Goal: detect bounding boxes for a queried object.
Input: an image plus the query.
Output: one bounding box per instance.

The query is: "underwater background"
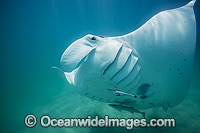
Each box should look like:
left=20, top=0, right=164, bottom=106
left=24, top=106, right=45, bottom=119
left=0, top=0, right=200, bottom=132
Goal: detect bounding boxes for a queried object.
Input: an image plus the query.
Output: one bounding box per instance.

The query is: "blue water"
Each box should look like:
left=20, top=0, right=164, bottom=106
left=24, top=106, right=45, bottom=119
left=0, top=0, right=200, bottom=132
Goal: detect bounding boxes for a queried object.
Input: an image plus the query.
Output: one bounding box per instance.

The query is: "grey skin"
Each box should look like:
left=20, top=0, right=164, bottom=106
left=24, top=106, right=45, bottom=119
left=109, top=104, right=145, bottom=118
left=107, top=89, right=137, bottom=98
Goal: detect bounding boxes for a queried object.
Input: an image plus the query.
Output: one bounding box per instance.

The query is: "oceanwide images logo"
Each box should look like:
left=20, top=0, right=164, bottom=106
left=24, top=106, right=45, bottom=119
left=24, top=114, right=37, bottom=128
left=24, top=114, right=175, bottom=129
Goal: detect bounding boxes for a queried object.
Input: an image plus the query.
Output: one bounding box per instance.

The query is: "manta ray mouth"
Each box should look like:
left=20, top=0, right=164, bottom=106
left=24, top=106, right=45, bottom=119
left=74, top=54, right=88, bottom=70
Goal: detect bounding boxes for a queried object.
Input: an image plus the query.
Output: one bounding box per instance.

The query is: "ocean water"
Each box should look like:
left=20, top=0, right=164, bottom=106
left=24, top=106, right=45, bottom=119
left=0, top=0, right=200, bottom=132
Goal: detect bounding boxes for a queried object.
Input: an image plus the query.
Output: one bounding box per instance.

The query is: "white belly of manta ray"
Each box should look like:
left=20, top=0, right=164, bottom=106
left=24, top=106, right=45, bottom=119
left=54, top=0, right=197, bottom=114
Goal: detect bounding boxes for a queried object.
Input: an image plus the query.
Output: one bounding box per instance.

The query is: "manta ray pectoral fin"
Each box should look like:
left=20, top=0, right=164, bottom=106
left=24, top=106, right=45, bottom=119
left=186, top=0, right=196, bottom=7
left=51, top=67, right=65, bottom=79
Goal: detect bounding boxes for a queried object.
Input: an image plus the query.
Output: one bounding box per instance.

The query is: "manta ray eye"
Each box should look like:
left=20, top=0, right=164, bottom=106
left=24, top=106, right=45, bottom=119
left=91, top=36, right=96, bottom=40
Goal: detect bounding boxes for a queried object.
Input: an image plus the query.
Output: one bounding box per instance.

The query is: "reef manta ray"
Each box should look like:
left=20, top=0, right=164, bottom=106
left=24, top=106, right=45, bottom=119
left=55, top=0, right=197, bottom=112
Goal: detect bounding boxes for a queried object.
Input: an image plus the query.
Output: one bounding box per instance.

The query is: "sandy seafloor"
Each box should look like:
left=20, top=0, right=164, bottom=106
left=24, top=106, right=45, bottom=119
left=14, top=78, right=198, bottom=133
left=0, top=0, right=200, bottom=132
left=21, top=76, right=200, bottom=133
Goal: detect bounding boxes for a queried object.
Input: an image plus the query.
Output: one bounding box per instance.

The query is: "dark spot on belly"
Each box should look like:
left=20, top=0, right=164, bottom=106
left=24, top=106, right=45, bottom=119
left=167, top=101, right=171, bottom=108
left=137, top=83, right=151, bottom=95
left=169, top=68, right=171, bottom=71
left=177, top=68, right=180, bottom=71
left=184, top=59, right=186, bottom=61
left=149, top=103, right=156, bottom=107
left=179, top=73, right=182, bottom=75
left=140, top=95, right=147, bottom=99
left=152, top=92, right=155, bottom=95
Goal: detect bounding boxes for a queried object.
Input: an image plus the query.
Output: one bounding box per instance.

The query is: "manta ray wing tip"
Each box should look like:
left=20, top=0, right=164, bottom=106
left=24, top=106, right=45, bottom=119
left=186, top=0, right=196, bottom=7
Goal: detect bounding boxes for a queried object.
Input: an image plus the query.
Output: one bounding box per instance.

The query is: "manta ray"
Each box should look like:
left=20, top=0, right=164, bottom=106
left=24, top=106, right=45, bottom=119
left=54, top=0, right=197, bottom=113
